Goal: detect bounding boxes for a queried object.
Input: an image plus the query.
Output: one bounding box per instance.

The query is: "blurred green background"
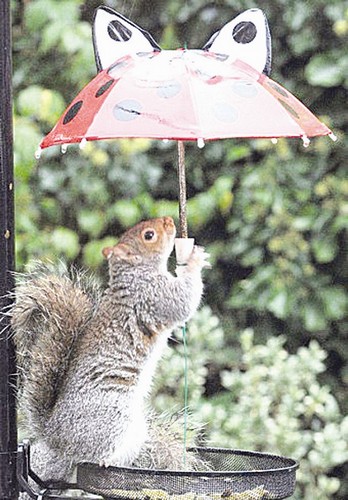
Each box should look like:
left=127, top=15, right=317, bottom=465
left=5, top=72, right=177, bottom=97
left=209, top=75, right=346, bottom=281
left=11, top=0, right=347, bottom=498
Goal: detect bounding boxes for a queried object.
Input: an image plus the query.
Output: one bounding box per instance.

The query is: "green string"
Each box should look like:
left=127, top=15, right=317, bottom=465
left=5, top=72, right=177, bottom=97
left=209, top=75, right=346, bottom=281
left=182, top=323, right=188, bottom=468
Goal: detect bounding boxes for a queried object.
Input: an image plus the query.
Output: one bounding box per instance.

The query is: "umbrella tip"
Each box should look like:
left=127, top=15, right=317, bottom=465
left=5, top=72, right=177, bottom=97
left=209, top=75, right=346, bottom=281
left=79, top=138, right=87, bottom=150
left=329, top=132, right=338, bottom=142
left=34, top=146, right=42, bottom=159
left=61, top=144, right=68, bottom=154
left=271, top=138, right=278, bottom=145
left=302, top=135, right=310, bottom=148
left=197, top=138, right=205, bottom=149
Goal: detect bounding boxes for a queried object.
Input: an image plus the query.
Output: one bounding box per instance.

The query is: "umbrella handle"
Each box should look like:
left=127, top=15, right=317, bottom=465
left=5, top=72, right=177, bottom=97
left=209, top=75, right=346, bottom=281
left=175, top=237, right=195, bottom=265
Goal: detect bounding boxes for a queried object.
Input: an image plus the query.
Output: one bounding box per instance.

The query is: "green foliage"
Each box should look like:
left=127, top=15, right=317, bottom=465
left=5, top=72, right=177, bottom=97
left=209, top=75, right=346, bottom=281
left=225, top=149, right=347, bottom=331
left=16, top=85, right=66, bottom=125
left=153, top=308, right=348, bottom=500
left=11, top=0, right=347, bottom=497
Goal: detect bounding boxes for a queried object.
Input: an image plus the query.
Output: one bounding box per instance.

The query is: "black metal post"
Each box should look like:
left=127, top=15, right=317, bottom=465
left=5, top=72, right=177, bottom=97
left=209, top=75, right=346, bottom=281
left=0, top=1, right=18, bottom=499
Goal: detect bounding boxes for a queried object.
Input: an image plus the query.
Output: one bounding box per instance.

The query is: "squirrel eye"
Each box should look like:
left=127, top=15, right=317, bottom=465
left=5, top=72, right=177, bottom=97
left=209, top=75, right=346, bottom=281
left=143, top=230, right=155, bottom=241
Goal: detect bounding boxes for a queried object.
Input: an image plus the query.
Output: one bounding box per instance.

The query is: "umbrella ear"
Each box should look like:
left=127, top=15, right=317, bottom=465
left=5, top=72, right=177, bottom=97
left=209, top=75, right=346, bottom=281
left=203, top=8, right=272, bottom=76
left=92, top=6, right=161, bottom=72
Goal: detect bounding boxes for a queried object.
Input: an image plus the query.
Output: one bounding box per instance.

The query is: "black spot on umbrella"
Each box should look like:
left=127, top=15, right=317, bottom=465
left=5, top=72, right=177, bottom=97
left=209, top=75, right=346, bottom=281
left=108, top=59, right=129, bottom=77
left=232, top=81, right=258, bottom=98
left=108, top=20, right=132, bottom=42
left=233, top=22, right=257, bottom=44
left=63, top=100, right=83, bottom=125
left=278, top=99, right=300, bottom=119
left=268, top=82, right=288, bottom=98
left=157, top=80, right=181, bottom=99
left=213, top=102, right=238, bottom=123
left=113, top=99, right=142, bottom=121
left=95, top=79, right=115, bottom=98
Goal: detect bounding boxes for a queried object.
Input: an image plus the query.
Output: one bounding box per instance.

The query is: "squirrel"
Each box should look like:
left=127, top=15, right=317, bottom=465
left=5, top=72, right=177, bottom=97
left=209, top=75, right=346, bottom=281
left=10, top=216, right=210, bottom=484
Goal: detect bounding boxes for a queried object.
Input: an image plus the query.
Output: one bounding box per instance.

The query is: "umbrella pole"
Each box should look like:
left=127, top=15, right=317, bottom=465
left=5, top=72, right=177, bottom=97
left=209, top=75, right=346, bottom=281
left=177, top=140, right=188, bottom=238
left=0, top=1, right=18, bottom=499
left=175, top=141, right=194, bottom=264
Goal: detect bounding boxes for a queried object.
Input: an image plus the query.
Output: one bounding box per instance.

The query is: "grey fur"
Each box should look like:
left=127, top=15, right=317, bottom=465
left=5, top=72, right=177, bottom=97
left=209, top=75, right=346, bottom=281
left=9, top=217, right=209, bottom=484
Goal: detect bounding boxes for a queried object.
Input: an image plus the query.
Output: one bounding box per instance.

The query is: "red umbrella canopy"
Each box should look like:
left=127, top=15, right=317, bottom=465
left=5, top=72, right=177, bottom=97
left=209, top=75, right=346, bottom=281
left=39, top=7, right=333, bottom=152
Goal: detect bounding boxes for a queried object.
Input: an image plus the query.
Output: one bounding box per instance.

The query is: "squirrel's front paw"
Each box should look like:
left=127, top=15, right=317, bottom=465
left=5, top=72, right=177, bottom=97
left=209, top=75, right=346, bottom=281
left=187, top=246, right=211, bottom=270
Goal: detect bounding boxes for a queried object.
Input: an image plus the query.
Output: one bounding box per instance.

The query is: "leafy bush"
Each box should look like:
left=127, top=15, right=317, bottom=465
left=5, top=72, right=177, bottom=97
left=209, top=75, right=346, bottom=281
left=153, top=307, right=348, bottom=500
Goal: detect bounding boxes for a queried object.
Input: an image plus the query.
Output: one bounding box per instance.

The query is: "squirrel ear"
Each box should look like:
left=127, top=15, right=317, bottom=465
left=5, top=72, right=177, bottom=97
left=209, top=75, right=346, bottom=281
left=102, top=246, right=114, bottom=259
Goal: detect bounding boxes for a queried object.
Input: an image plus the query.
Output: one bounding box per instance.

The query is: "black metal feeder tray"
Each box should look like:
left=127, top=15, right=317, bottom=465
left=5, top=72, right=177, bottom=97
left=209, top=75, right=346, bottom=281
left=76, top=447, right=298, bottom=499
left=17, top=443, right=298, bottom=499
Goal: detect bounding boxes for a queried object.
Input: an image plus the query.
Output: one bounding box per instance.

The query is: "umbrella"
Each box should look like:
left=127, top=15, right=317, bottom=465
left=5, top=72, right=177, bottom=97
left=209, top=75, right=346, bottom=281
left=37, top=6, right=335, bottom=243
left=39, top=51, right=332, bottom=145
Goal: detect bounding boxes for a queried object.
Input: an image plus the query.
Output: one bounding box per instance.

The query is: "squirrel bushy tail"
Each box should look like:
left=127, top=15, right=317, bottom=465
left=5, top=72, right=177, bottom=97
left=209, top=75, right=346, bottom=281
left=10, top=262, right=101, bottom=433
left=133, top=411, right=209, bottom=471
